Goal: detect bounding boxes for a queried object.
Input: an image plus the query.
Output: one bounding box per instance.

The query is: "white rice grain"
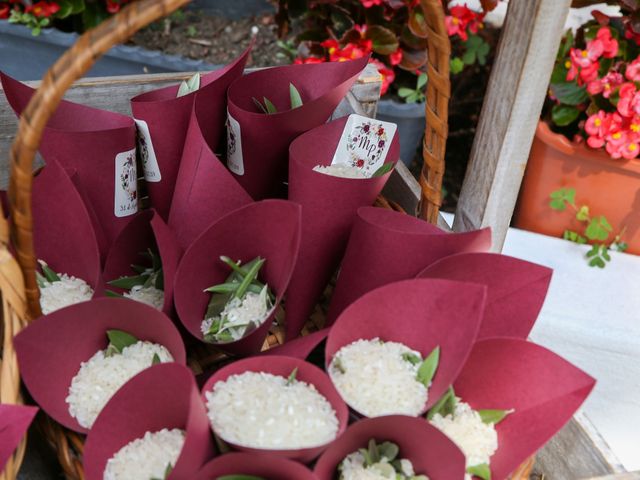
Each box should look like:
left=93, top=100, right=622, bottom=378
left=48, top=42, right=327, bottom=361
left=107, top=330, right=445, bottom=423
left=329, top=339, right=428, bottom=417
left=429, top=400, right=498, bottom=475
left=123, top=285, right=164, bottom=311
left=205, top=371, right=339, bottom=449
left=39, top=274, right=94, bottom=315
left=313, top=164, right=369, bottom=179
left=103, top=428, right=184, bottom=480
left=339, top=450, right=427, bottom=480
left=66, top=342, right=173, bottom=429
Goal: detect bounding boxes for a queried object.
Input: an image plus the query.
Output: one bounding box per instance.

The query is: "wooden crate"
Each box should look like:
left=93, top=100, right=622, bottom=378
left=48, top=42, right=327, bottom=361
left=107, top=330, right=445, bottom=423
left=0, top=67, right=630, bottom=480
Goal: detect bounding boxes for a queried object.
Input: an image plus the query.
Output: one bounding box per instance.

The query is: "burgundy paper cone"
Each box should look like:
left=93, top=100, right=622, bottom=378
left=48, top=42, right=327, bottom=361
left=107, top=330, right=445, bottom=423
left=174, top=200, right=301, bottom=355
left=417, top=252, right=553, bottom=340
left=326, top=207, right=492, bottom=323
left=168, top=86, right=252, bottom=251
left=0, top=405, right=38, bottom=472
left=326, top=278, right=486, bottom=415
left=1, top=72, right=137, bottom=244
left=131, top=46, right=252, bottom=219
left=261, top=327, right=330, bottom=360
left=226, top=56, right=369, bottom=199
left=14, top=297, right=186, bottom=433
left=201, top=355, right=348, bottom=462
left=284, top=116, right=399, bottom=340
left=32, top=163, right=102, bottom=294
left=453, top=338, right=595, bottom=480
left=103, top=209, right=181, bottom=315
left=84, top=363, right=213, bottom=480
left=193, top=452, right=316, bottom=480
left=314, top=416, right=466, bottom=480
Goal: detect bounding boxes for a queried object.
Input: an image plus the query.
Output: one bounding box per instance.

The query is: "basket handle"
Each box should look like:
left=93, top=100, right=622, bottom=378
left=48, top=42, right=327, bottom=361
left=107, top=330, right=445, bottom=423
left=419, top=0, right=451, bottom=224
left=8, top=0, right=191, bottom=319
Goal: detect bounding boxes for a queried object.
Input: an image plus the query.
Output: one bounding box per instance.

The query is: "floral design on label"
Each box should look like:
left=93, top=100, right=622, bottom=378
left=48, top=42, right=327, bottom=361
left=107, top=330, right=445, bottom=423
left=227, top=111, right=244, bottom=176
left=114, top=148, right=139, bottom=218
left=134, top=119, right=161, bottom=182
left=331, top=114, right=397, bottom=175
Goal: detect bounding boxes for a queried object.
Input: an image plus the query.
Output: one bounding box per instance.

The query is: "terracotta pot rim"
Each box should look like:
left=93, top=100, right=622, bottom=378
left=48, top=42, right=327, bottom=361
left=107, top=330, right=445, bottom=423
left=536, top=121, right=640, bottom=174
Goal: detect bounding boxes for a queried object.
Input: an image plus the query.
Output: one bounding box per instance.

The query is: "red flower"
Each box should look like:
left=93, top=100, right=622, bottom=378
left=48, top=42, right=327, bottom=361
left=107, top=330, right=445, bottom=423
left=596, top=27, right=618, bottom=59
left=587, top=71, right=623, bottom=98
left=389, top=48, right=403, bottom=66
left=360, top=0, right=382, bottom=7
left=294, top=56, right=325, bottom=64
left=445, top=5, right=484, bottom=41
left=617, top=82, right=640, bottom=117
left=625, top=57, right=640, bottom=82
left=25, top=1, right=60, bottom=18
left=0, top=4, right=9, bottom=19
left=585, top=110, right=620, bottom=149
left=369, top=59, right=395, bottom=96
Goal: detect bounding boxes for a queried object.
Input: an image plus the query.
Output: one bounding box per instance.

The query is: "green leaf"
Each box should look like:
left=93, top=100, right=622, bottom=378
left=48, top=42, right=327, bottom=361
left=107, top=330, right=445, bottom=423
left=427, top=386, right=456, bottom=420
left=289, top=83, right=303, bottom=109
left=417, top=72, right=428, bottom=90
left=467, top=463, right=492, bottom=480
left=478, top=409, right=511, bottom=425
left=105, top=330, right=138, bottom=357
left=585, top=217, right=611, bottom=241
left=152, top=353, right=161, bottom=365
left=105, top=289, right=124, bottom=298
left=108, top=275, right=147, bottom=289
left=417, top=346, right=440, bottom=387
left=614, top=241, right=628, bottom=252
left=402, top=352, right=422, bottom=365
left=406, top=93, right=420, bottom=103
left=235, top=257, right=265, bottom=299
left=450, top=57, right=465, bottom=74
left=551, top=104, right=580, bottom=127
left=39, top=261, right=60, bottom=283
left=558, top=30, right=574, bottom=59
left=462, top=48, right=476, bottom=65
left=286, top=367, right=298, bottom=386
left=550, top=82, right=589, bottom=106
left=586, top=244, right=599, bottom=258
left=252, top=97, right=268, bottom=114
left=177, top=73, right=200, bottom=98
left=372, top=163, right=394, bottom=177
left=397, top=87, right=415, bottom=98
left=263, top=97, right=278, bottom=114
left=377, top=441, right=399, bottom=462
left=367, top=439, right=380, bottom=464
left=563, top=230, right=587, bottom=244
left=576, top=205, right=590, bottom=222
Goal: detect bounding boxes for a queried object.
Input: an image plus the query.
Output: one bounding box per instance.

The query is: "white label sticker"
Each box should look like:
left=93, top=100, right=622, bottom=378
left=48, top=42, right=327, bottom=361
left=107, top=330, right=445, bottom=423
left=114, top=148, right=139, bottom=218
left=134, top=119, right=161, bottom=182
left=331, top=114, right=397, bottom=175
left=226, top=111, right=244, bottom=176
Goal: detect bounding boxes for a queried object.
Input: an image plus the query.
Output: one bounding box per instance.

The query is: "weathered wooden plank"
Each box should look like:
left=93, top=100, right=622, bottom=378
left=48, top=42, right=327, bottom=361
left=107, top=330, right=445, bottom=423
left=0, top=67, right=380, bottom=189
left=452, top=0, right=572, bottom=251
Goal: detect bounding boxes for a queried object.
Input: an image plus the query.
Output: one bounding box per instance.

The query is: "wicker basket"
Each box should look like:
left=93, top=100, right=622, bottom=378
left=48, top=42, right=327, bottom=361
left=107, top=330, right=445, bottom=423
left=0, top=0, right=533, bottom=478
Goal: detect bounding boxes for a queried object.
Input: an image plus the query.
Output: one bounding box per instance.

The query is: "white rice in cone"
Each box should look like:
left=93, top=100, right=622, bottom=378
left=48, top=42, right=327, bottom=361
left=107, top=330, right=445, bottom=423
left=66, top=342, right=173, bottom=429
left=339, top=446, right=428, bottom=480
left=313, top=164, right=369, bottom=179
left=39, top=274, right=94, bottom=315
left=429, top=400, right=498, bottom=477
left=123, top=285, right=164, bottom=311
left=328, top=339, right=428, bottom=417
left=103, top=428, right=185, bottom=480
left=205, top=371, right=339, bottom=449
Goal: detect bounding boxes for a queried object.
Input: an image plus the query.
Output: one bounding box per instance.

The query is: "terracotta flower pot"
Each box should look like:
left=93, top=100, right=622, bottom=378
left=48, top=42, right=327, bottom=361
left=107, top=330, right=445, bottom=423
left=514, top=121, right=640, bottom=254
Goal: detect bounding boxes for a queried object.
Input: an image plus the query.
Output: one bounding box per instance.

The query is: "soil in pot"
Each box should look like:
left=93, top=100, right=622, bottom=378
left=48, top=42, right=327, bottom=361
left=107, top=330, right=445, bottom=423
left=514, top=122, right=640, bottom=255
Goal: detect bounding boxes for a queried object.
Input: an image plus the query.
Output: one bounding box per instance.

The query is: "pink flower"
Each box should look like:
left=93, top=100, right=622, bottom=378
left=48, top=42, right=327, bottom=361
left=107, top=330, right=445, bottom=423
left=585, top=111, right=619, bottom=148
left=587, top=71, right=623, bottom=97
left=389, top=49, right=403, bottom=66
left=596, top=27, right=619, bottom=58
left=580, top=61, right=600, bottom=83
left=626, top=57, right=640, bottom=82
left=570, top=44, right=602, bottom=69
left=617, top=82, right=640, bottom=117
left=369, top=59, right=395, bottom=95
left=445, top=5, right=484, bottom=41
left=360, top=0, right=382, bottom=7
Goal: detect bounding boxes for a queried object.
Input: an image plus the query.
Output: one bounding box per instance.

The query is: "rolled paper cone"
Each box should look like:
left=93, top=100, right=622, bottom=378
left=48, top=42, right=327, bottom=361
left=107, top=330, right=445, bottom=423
left=193, top=452, right=317, bottom=480
left=32, top=162, right=102, bottom=296
left=261, top=327, right=331, bottom=360
left=0, top=405, right=38, bottom=473
left=168, top=84, right=252, bottom=251
left=173, top=200, right=301, bottom=356
left=452, top=338, right=596, bottom=480
left=314, top=415, right=467, bottom=480
left=284, top=116, right=399, bottom=340
left=325, top=278, right=486, bottom=415
left=131, top=45, right=252, bottom=219
left=13, top=297, right=186, bottom=433
left=84, top=363, right=214, bottom=480
left=226, top=56, right=369, bottom=199
left=200, top=355, right=348, bottom=463
left=1, top=71, right=138, bottom=245
left=417, top=252, right=553, bottom=339
left=103, top=209, right=181, bottom=316
left=326, top=206, right=492, bottom=324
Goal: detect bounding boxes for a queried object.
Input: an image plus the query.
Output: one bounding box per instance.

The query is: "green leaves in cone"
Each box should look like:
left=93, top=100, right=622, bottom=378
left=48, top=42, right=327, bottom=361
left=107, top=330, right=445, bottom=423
left=177, top=73, right=200, bottom=98
left=372, top=163, right=394, bottom=177
left=36, top=260, right=61, bottom=288
left=152, top=353, right=161, bottom=366
left=105, top=329, right=138, bottom=357
left=478, top=409, right=512, bottom=425
left=401, top=352, right=421, bottom=365
left=108, top=248, right=163, bottom=292
left=286, top=367, right=298, bottom=385
left=426, top=386, right=457, bottom=420
left=252, top=83, right=303, bottom=114
left=289, top=83, right=303, bottom=109
left=417, top=346, right=439, bottom=387
left=351, top=439, right=427, bottom=480
left=467, top=463, right=491, bottom=480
